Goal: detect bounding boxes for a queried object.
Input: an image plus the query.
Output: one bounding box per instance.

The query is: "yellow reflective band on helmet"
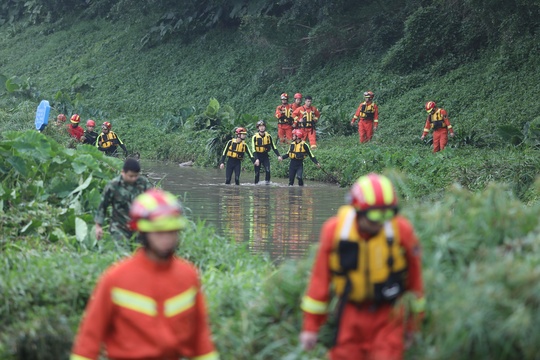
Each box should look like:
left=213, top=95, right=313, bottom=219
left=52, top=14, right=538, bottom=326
left=138, top=192, right=159, bottom=211
left=357, top=177, right=376, bottom=206
left=137, top=216, right=188, bottom=232
left=301, top=296, right=328, bottom=315
left=164, top=287, right=197, bottom=317
left=111, top=288, right=157, bottom=316
left=193, top=351, right=220, bottom=360
left=379, top=175, right=395, bottom=206
left=411, top=296, right=426, bottom=313
left=70, top=355, right=92, bottom=360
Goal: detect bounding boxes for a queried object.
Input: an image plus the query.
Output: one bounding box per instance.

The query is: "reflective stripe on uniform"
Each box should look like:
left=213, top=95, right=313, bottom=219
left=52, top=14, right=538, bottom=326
left=301, top=295, right=328, bottom=314
left=164, top=287, right=197, bottom=317
left=70, top=354, right=93, bottom=360
left=193, top=351, right=220, bottom=360
left=111, top=287, right=157, bottom=316
left=411, top=296, right=426, bottom=313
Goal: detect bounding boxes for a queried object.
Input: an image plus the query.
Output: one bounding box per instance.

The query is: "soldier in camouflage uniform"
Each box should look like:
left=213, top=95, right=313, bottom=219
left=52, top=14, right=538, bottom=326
left=95, top=158, right=152, bottom=243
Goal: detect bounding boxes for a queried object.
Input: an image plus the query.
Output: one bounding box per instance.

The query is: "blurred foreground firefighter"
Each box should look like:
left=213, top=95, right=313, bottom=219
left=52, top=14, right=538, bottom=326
left=300, top=173, right=425, bottom=360
left=71, top=188, right=219, bottom=360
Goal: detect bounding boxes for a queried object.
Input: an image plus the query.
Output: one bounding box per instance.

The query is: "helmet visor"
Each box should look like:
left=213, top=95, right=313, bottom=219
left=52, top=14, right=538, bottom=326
left=136, top=216, right=188, bottom=232
left=363, top=208, right=396, bottom=223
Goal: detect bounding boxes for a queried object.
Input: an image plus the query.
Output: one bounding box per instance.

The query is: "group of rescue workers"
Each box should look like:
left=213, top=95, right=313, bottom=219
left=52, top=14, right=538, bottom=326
left=351, top=92, right=454, bottom=151
left=218, top=91, right=454, bottom=186
left=219, top=118, right=320, bottom=186
left=54, top=112, right=128, bottom=157
left=71, top=159, right=423, bottom=360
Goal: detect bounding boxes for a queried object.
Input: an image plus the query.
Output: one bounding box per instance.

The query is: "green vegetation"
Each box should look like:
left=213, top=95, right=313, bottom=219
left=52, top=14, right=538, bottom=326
left=1, top=0, right=540, bottom=359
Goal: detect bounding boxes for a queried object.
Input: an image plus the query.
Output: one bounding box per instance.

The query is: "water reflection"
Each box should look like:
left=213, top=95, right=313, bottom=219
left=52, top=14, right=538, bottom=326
left=143, top=162, right=347, bottom=260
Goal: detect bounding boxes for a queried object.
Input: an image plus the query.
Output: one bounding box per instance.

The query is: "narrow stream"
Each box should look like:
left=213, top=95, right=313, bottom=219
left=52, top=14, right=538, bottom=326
left=142, top=161, right=348, bottom=261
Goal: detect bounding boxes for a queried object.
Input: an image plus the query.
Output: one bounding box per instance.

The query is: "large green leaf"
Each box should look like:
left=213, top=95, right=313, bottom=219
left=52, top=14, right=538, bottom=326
left=5, top=77, right=20, bottom=93
left=205, top=98, right=220, bottom=117
left=75, top=217, right=88, bottom=244
left=68, top=175, right=93, bottom=197
left=6, top=155, right=29, bottom=177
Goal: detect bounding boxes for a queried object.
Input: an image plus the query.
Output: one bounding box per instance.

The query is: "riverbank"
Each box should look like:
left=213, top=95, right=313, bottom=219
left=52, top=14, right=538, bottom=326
left=1, top=9, right=540, bottom=200
left=2, top=131, right=540, bottom=359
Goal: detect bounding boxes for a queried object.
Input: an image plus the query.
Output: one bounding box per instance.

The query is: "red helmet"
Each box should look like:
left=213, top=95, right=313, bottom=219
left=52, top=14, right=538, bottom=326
left=349, top=173, right=398, bottom=222
left=57, top=114, right=67, bottom=122
left=425, top=101, right=436, bottom=113
left=102, top=121, right=112, bottom=130
left=86, top=119, right=95, bottom=127
left=129, top=189, right=187, bottom=232
left=280, top=93, right=288, bottom=100
left=294, top=93, right=302, bottom=99
left=70, top=114, right=81, bottom=124
left=364, top=91, right=374, bottom=99
left=235, top=127, right=247, bottom=135
left=292, top=129, right=303, bottom=138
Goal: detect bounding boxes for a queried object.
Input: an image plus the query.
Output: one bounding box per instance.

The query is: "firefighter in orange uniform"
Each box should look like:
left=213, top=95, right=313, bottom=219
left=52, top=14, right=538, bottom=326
left=300, top=173, right=425, bottom=360
left=292, top=95, right=320, bottom=149
left=67, top=114, right=84, bottom=142
left=351, top=91, right=379, bottom=143
left=421, top=101, right=454, bottom=153
left=275, top=93, right=294, bottom=144
left=70, top=188, right=219, bottom=360
left=292, top=93, right=303, bottom=111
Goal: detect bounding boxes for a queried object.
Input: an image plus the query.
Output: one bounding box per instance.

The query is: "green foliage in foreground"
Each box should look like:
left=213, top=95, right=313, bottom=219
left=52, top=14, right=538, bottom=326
left=3, top=180, right=540, bottom=359
left=1, top=133, right=540, bottom=359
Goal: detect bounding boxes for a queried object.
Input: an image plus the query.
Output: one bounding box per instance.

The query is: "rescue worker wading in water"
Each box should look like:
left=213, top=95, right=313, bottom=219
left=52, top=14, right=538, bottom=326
left=70, top=189, right=220, bottom=360
left=96, top=121, right=128, bottom=157
left=351, top=91, right=379, bottom=143
left=300, top=173, right=425, bottom=360
left=252, top=120, right=282, bottom=184
left=282, top=129, right=320, bottom=186
left=421, top=101, right=455, bottom=153
left=219, top=127, right=254, bottom=185
left=292, top=95, right=320, bottom=149
left=275, top=93, right=294, bottom=144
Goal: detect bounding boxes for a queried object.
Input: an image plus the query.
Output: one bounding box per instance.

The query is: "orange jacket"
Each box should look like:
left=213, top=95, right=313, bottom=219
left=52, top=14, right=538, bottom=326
left=351, top=101, right=379, bottom=125
left=292, top=105, right=320, bottom=128
left=301, top=215, right=424, bottom=333
left=67, top=123, right=84, bottom=141
left=70, top=249, right=219, bottom=360
left=422, top=108, right=454, bottom=136
left=275, top=103, right=294, bottom=125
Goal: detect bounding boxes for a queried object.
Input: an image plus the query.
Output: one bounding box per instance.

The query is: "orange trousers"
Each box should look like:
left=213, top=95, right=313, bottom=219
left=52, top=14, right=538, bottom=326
left=432, top=128, right=449, bottom=153
left=359, top=120, right=374, bottom=143
left=278, top=124, right=292, bottom=143
left=329, top=303, right=404, bottom=360
left=301, top=128, right=317, bottom=148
